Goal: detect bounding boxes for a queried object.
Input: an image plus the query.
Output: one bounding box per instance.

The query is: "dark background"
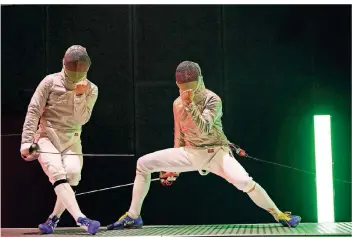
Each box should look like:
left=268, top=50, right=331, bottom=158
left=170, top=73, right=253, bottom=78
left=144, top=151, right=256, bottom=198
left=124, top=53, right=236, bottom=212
left=1, top=5, right=351, bottom=228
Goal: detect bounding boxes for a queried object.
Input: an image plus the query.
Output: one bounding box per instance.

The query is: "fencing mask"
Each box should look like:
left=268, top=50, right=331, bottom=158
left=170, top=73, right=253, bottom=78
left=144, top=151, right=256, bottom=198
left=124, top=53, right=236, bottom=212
left=63, top=45, right=91, bottom=83
left=175, top=61, right=202, bottom=92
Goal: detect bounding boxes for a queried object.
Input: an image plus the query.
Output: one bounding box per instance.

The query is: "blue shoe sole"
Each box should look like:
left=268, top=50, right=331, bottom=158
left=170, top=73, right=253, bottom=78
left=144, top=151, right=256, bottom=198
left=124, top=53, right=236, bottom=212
left=87, top=221, right=101, bottom=235
left=38, top=224, right=53, bottom=235
left=280, top=216, right=301, bottom=228
left=290, top=216, right=302, bottom=228
left=107, top=224, right=143, bottom=230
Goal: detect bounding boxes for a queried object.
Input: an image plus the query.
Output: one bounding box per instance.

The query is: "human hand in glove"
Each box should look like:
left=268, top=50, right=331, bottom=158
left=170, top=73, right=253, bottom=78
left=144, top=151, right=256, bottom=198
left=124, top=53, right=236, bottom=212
left=229, top=143, right=247, bottom=157
left=181, top=89, right=194, bottom=106
left=20, top=148, right=30, bottom=159
left=74, top=80, right=88, bottom=95
left=160, top=171, right=180, bottom=186
left=21, top=143, right=40, bottom=161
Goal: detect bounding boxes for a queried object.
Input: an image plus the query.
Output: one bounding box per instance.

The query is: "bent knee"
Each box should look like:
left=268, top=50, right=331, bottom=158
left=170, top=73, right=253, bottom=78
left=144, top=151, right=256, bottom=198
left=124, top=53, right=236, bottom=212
left=49, top=167, right=81, bottom=185
left=65, top=162, right=81, bottom=185
left=65, top=164, right=81, bottom=175
left=66, top=172, right=81, bottom=186
left=136, top=155, right=156, bottom=174
left=241, top=179, right=257, bottom=193
left=51, top=174, right=67, bottom=184
left=226, top=174, right=255, bottom=192
left=46, top=166, right=66, bottom=184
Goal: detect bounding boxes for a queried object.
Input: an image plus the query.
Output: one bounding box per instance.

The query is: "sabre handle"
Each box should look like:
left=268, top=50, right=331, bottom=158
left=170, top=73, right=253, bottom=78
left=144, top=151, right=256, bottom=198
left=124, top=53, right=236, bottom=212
left=160, top=171, right=179, bottom=186
left=229, top=143, right=247, bottom=157
left=23, top=143, right=40, bottom=161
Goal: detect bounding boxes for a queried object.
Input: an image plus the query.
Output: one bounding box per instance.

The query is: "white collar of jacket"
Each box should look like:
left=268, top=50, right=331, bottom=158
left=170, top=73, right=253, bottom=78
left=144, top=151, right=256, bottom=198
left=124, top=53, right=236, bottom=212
left=60, top=68, right=87, bottom=91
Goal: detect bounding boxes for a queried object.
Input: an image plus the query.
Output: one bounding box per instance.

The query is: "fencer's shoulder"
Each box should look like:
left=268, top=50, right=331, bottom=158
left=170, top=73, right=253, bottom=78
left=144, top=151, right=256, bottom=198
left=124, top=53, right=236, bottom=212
left=205, top=89, right=222, bottom=102
left=173, top=97, right=184, bottom=112
left=173, top=96, right=182, bottom=108
left=43, top=73, right=58, bottom=80
left=39, top=73, right=59, bottom=87
left=45, top=72, right=63, bottom=82
left=86, top=79, right=98, bottom=91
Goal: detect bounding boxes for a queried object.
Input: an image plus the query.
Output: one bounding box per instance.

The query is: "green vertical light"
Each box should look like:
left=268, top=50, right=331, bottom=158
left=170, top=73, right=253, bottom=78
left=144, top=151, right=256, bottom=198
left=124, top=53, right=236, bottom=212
left=313, top=115, right=334, bottom=222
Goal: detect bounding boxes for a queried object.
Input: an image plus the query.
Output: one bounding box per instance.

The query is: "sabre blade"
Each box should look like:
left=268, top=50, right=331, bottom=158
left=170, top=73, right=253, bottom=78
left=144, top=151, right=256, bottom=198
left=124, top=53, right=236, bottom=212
left=75, top=178, right=160, bottom=196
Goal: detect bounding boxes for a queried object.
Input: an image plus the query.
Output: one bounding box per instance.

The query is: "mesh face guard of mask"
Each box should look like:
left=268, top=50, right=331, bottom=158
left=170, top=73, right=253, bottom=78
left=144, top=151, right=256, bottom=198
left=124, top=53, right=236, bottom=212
left=63, top=45, right=91, bottom=83
left=175, top=61, right=202, bottom=92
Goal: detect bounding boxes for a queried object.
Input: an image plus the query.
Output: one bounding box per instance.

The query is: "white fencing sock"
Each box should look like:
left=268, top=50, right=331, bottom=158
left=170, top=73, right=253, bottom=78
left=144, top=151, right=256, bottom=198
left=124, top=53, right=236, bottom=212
left=128, top=172, right=151, bottom=218
left=54, top=182, right=85, bottom=221
left=247, top=182, right=281, bottom=219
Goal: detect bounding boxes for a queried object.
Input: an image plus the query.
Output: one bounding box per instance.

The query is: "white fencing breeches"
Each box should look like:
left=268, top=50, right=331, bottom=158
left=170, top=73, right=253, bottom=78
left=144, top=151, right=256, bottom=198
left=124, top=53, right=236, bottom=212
left=37, top=137, right=83, bottom=185
left=137, top=146, right=252, bottom=190
left=129, top=146, right=253, bottom=216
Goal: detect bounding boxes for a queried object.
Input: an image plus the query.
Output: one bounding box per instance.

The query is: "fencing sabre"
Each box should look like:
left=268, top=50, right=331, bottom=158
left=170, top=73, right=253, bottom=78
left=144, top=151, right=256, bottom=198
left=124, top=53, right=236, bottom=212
left=20, top=142, right=351, bottom=196
left=229, top=143, right=351, bottom=184
left=21, top=143, right=134, bottom=161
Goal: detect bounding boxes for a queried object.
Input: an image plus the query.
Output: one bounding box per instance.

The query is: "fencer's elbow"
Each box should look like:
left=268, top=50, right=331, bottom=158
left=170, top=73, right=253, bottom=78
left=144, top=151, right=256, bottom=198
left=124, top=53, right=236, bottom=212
left=79, top=120, right=89, bottom=126
left=73, top=107, right=92, bottom=125
left=27, top=105, right=41, bottom=118
left=174, top=137, right=182, bottom=148
left=73, top=115, right=89, bottom=125
left=174, top=143, right=184, bottom=148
